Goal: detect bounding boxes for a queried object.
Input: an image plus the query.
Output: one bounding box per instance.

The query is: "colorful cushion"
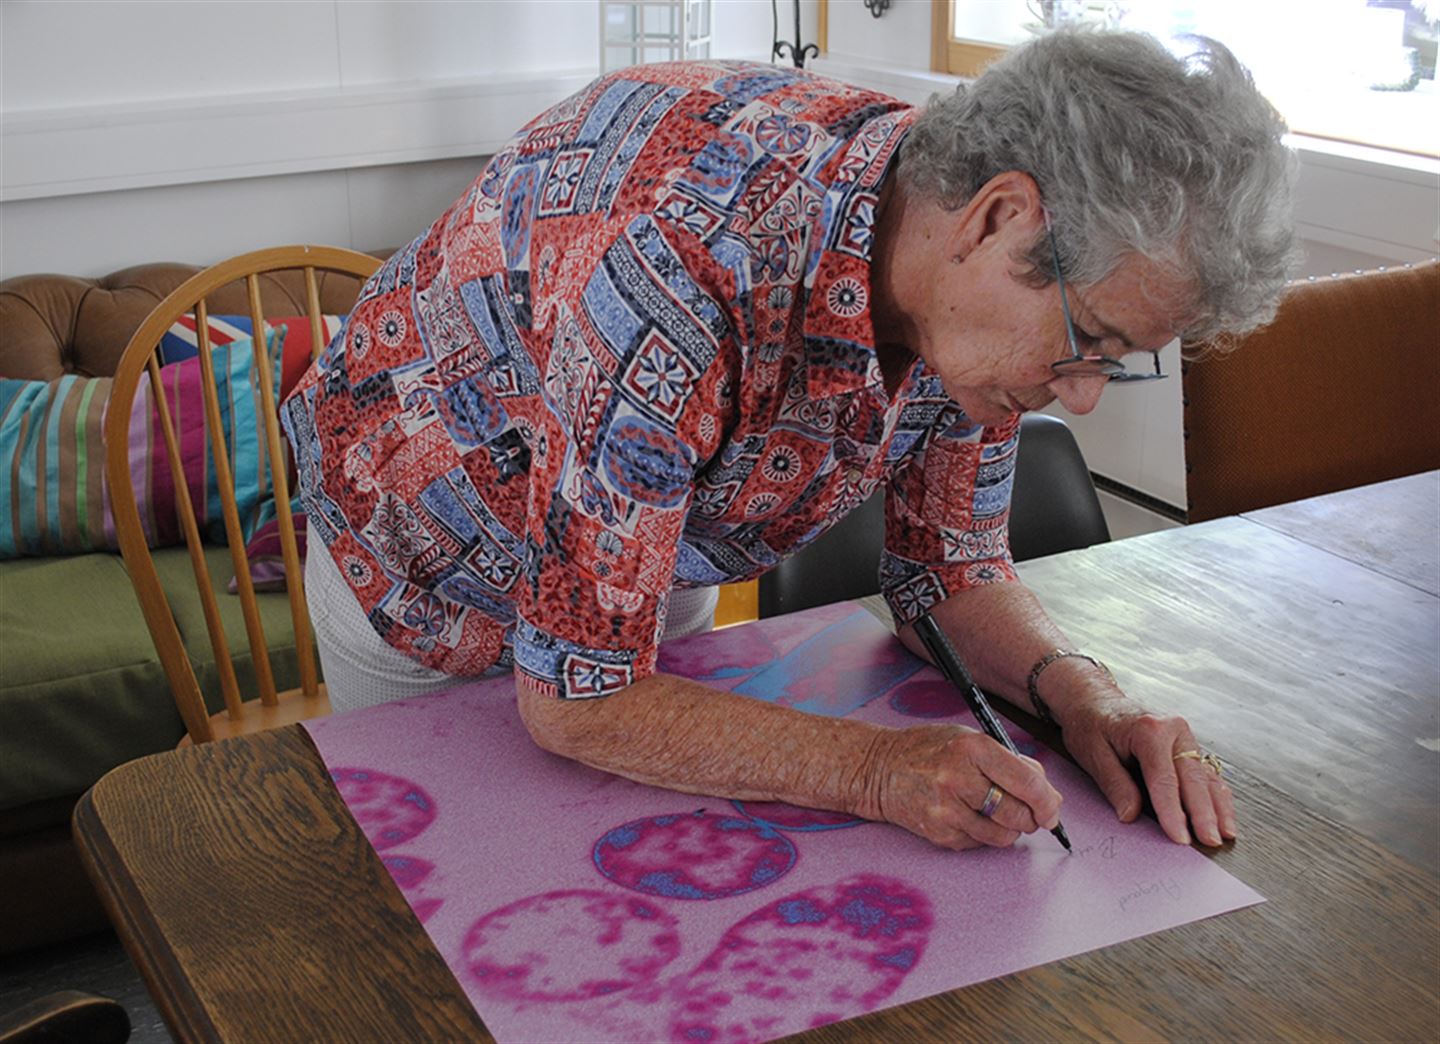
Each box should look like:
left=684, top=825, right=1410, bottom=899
left=227, top=502, right=307, bottom=594
left=0, top=330, right=284, bottom=559
left=0, top=376, right=110, bottom=555
left=157, top=315, right=338, bottom=587
left=161, top=314, right=343, bottom=400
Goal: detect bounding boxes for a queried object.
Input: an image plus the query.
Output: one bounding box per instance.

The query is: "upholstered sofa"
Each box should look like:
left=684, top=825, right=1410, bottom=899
left=0, top=261, right=371, bottom=954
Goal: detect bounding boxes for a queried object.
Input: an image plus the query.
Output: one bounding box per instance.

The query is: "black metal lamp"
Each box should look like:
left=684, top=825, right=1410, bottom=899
left=771, top=0, right=818, bottom=68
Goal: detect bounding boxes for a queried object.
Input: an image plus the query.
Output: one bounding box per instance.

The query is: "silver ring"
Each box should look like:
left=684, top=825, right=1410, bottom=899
left=979, top=784, right=1004, bottom=819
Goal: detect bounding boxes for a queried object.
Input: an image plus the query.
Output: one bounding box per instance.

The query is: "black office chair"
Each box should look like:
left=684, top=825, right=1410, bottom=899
left=1008, top=413, right=1112, bottom=560
left=0, top=992, right=129, bottom=1044
left=757, top=413, right=1110, bottom=617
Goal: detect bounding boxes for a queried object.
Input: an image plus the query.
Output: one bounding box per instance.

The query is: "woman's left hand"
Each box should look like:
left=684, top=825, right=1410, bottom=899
left=1057, top=694, right=1237, bottom=847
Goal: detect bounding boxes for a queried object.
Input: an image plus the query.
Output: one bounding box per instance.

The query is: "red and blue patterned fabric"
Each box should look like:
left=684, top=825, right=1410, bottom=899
left=283, top=61, right=1019, bottom=699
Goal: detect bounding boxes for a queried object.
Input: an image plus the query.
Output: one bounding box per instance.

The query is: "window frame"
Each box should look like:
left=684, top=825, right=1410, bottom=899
left=930, top=0, right=1006, bottom=77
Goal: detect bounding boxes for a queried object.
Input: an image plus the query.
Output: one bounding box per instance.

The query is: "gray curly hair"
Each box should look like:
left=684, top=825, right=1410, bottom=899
left=901, top=27, right=1299, bottom=342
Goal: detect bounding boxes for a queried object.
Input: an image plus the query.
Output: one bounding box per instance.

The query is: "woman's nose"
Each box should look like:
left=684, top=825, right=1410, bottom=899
left=1047, top=374, right=1107, bottom=415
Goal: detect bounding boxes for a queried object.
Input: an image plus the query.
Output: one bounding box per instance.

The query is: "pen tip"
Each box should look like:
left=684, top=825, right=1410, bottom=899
left=1054, top=823, right=1072, bottom=851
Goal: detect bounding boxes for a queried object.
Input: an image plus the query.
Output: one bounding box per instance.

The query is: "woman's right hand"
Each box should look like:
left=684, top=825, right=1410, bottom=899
left=870, top=724, right=1063, bottom=850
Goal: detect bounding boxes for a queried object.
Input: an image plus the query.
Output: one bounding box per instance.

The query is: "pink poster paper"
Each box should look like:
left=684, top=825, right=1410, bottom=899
left=304, top=603, right=1263, bottom=1043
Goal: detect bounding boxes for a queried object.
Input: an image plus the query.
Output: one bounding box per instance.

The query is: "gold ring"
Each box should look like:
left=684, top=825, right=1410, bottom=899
left=979, top=784, right=1004, bottom=818
left=1175, top=749, right=1224, bottom=777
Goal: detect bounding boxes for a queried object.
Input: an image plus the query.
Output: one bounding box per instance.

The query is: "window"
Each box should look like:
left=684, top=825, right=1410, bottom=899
left=930, top=0, right=1006, bottom=77
left=600, top=0, right=712, bottom=72
left=932, top=0, right=1439, bottom=157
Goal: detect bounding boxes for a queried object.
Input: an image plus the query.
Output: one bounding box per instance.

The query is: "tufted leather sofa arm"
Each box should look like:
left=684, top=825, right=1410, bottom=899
left=0, top=259, right=378, bottom=382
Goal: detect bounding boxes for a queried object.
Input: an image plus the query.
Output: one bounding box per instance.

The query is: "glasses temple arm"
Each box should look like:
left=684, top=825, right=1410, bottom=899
left=1043, top=214, right=1082, bottom=358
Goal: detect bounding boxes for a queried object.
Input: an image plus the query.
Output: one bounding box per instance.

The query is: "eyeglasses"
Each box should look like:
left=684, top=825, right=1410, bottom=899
left=1045, top=214, right=1166, bottom=383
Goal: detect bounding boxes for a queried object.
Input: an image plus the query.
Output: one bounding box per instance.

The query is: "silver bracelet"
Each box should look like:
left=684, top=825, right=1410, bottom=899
left=1026, top=649, right=1113, bottom=725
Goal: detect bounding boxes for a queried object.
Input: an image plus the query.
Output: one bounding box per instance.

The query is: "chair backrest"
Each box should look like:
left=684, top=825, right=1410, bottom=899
left=104, top=246, right=380, bottom=743
left=1008, top=412, right=1111, bottom=561
left=757, top=413, right=1109, bottom=617
left=1183, top=260, right=1440, bottom=523
left=757, top=483, right=885, bottom=619
left=0, top=991, right=129, bottom=1044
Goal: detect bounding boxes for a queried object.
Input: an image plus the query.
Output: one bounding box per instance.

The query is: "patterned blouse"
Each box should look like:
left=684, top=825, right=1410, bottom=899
left=283, top=61, right=1019, bottom=700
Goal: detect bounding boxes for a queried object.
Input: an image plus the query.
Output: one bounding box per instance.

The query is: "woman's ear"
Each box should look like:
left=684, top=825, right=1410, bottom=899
left=949, top=171, right=1045, bottom=262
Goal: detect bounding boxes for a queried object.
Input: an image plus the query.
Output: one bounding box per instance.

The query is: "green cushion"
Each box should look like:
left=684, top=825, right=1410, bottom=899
left=0, top=547, right=312, bottom=811
left=151, top=545, right=309, bottom=716
left=0, top=553, right=175, bottom=809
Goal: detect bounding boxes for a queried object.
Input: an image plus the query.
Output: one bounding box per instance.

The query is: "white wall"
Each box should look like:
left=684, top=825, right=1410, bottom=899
left=826, top=0, right=931, bottom=70
left=0, top=0, right=782, bottom=277
left=1, top=1, right=600, bottom=110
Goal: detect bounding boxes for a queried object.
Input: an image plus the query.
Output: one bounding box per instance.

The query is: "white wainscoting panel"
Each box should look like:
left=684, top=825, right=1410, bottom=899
left=345, top=157, right=493, bottom=255
left=0, top=170, right=353, bottom=280
left=1295, top=142, right=1440, bottom=263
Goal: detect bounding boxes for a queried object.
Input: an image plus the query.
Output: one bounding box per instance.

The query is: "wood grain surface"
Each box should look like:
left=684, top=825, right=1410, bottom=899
left=1018, top=514, right=1440, bottom=874
left=1242, top=471, right=1440, bottom=597
left=74, top=732, right=1439, bottom=1043
left=73, top=727, right=489, bottom=1043
left=72, top=478, right=1440, bottom=1043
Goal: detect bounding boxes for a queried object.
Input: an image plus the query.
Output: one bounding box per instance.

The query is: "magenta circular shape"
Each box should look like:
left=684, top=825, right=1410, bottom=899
left=380, top=854, right=434, bottom=890
left=329, top=767, right=436, bottom=850
left=462, top=889, right=681, bottom=1002
left=670, top=874, right=934, bottom=1042
left=593, top=811, right=796, bottom=900
left=887, top=677, right=966, bottom=719
left=411, top=897, right=443, bottom=924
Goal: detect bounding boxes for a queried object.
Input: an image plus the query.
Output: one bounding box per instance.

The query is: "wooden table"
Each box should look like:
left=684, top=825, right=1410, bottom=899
left=1018, top=469, right=1440, bottom=874
left=74, top=474, right=1440, bottom=1042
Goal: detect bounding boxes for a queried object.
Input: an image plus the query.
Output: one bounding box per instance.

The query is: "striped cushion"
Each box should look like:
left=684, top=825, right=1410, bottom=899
left=0, top=376, right=111, bottom=555
left=0, top=330, right=283, bottom=559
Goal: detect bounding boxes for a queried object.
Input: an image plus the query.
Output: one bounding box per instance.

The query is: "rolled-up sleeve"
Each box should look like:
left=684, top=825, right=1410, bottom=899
left=879, top=412, right=1021, bottom=626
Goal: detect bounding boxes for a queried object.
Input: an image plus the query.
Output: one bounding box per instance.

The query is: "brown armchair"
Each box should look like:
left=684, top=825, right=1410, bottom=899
left=1182, top=260, right=1440, bottom=523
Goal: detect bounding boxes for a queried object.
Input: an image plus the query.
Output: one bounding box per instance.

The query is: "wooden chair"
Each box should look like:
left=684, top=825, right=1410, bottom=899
left=104, top=246, right=380, bottom=744
left=1183, top=260, right=1440, bottom=522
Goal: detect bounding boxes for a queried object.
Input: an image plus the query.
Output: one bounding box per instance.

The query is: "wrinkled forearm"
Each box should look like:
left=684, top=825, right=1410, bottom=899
left=517, top=671, right=899, bottom=819
left=896, top=580, right=1123, bottom=726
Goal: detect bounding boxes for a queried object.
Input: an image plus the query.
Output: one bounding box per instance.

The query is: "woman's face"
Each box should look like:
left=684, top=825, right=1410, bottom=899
left=873, top=176, right=1192, bottom=426
left=912, top=247, right=1189, bottom=425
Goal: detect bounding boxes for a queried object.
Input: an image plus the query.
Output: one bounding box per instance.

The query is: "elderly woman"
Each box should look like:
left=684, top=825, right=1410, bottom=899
left=283, top=28, right=1295, bottom=854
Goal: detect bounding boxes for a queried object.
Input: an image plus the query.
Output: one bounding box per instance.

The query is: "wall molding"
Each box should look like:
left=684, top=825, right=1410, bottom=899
left=6, top=53, right=1436, bottom=264
left=0, top=70, right=597, bottom=202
